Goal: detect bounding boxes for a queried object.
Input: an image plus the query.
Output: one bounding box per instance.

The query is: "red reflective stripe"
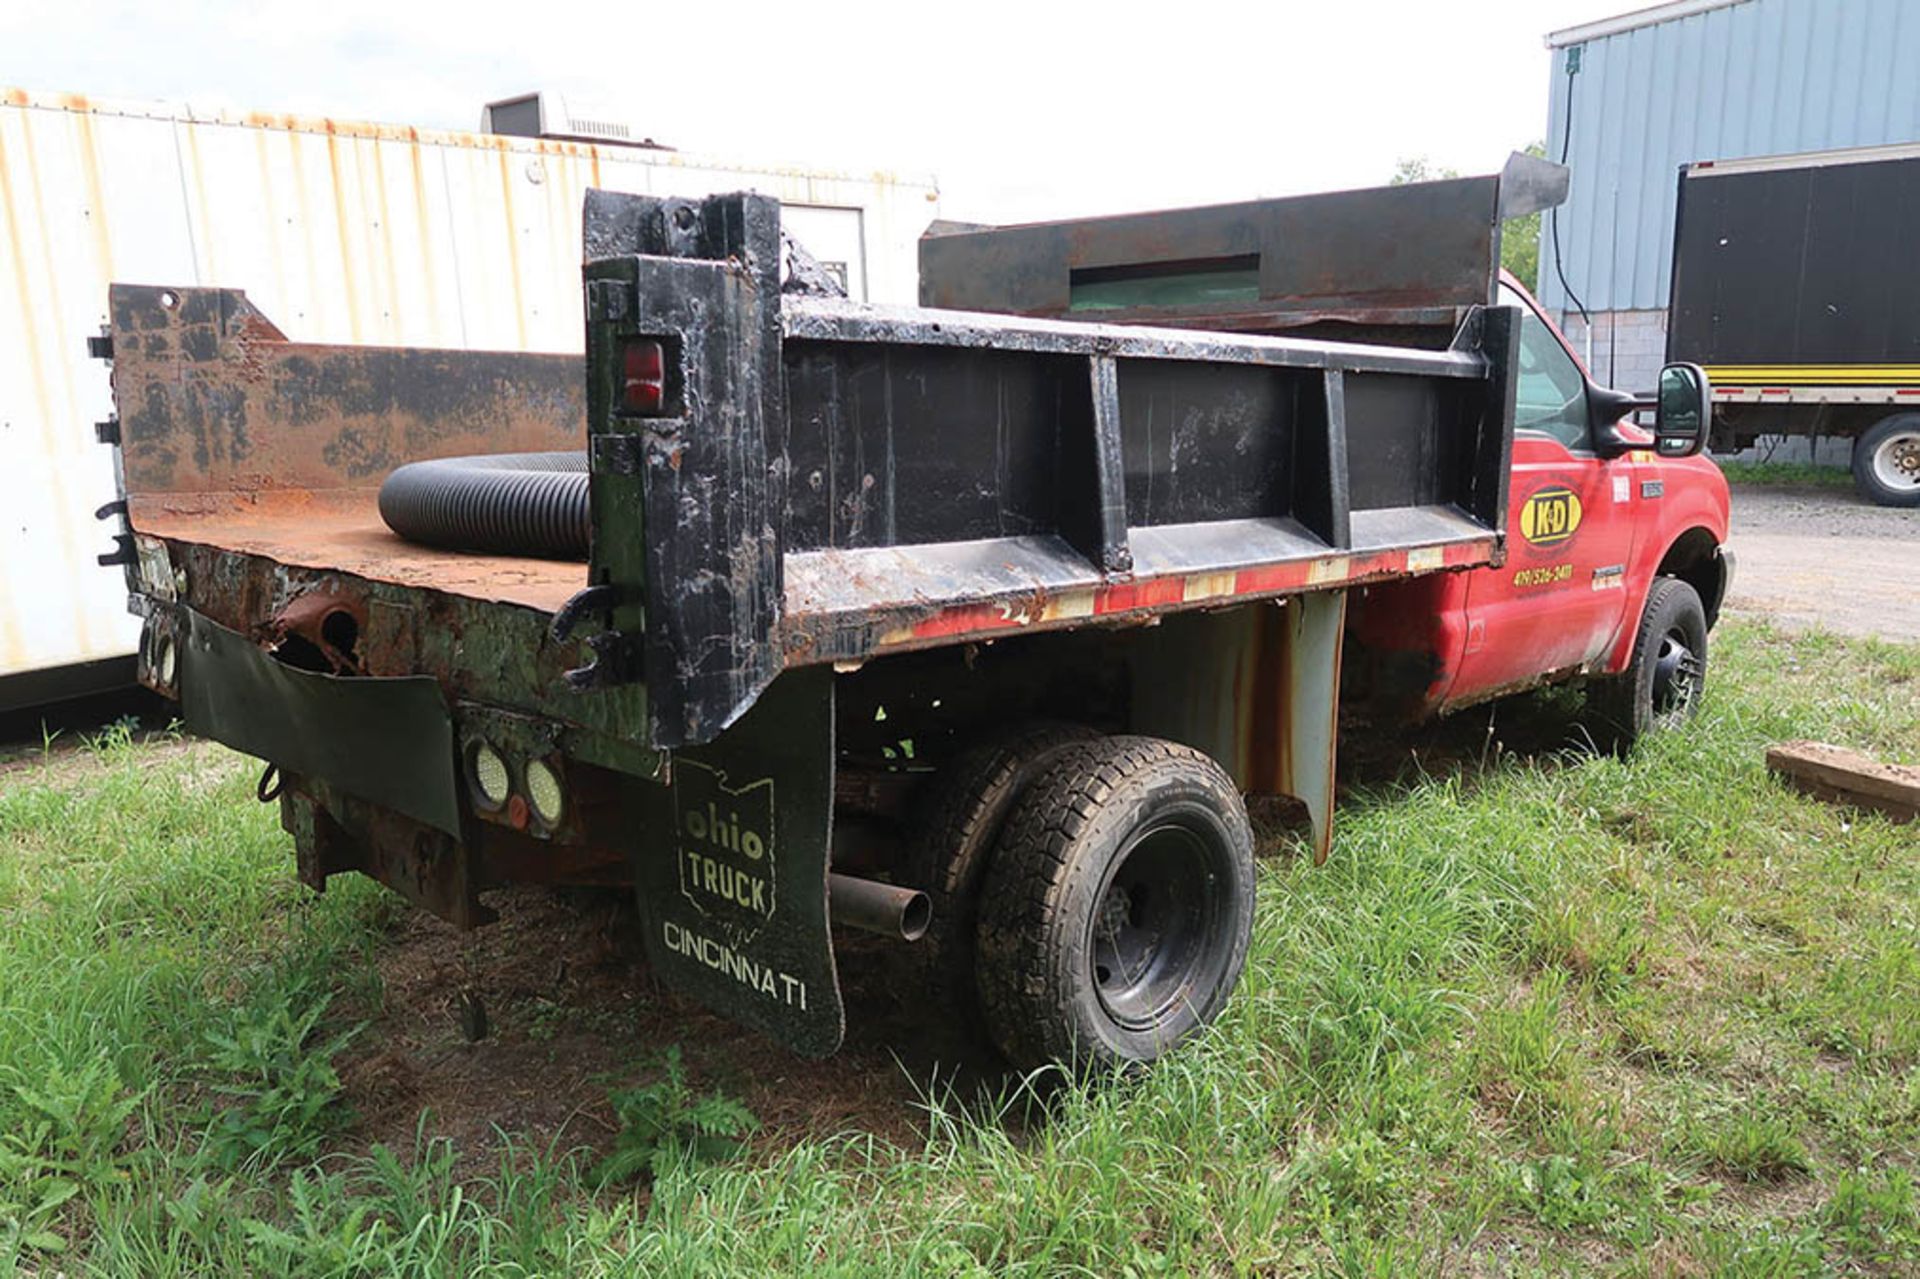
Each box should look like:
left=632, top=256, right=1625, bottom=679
left=910, top=601, right=1029, bottom=640
left=1095, top=578, right=1186, bottom=613
left=1349, top=550, right=1405, bottom=578
left=890, top=539, right=1488, bottom=649
left=1231, top=562, right=1314, bottom=595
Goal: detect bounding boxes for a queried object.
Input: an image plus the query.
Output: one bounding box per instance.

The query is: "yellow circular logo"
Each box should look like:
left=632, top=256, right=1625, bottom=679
left=1519, top=487, right=1583, bottom=546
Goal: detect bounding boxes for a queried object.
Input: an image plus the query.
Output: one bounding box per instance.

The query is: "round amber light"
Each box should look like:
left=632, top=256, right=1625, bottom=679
left=524, top=758, right=564, bottom=827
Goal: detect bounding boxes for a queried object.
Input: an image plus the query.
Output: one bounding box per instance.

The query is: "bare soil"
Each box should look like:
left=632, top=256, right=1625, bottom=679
left=339, top=884, right=996, bottom=1176
left=1724, top=485, right=1920, bottom=643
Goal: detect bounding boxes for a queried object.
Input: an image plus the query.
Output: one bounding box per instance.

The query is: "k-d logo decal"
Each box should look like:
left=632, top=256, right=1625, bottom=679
left=673, top=759, right=776, bottom=942
left=1520, top=486, right=1583, bottom=546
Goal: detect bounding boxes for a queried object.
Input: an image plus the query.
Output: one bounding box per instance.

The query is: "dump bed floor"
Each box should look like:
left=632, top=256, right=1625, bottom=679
left=131, top=492, right=585, bottom=615
left=132, top=489, right=1496, bottom=658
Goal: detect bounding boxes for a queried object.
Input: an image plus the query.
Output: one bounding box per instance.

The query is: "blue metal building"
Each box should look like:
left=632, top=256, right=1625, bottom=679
left=1540, top=0, right=1920, bottom=393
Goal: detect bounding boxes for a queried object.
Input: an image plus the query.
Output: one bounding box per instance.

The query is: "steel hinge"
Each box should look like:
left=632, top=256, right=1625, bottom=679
left=562, top=628, right=645, bottom=691
left=87, top=334, right=113, bottom=360
left=96, top=418, right=121, bottom=445
left=95, top=498, right=136, bottom=567
left=550, top=582, right=643, bottom=691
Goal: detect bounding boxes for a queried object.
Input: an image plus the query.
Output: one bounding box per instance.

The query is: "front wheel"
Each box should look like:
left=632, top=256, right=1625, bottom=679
left=975, top=736, right=1256, bottom=1072
left=1588, top=577, right=1708, bottom=751
left=1852, top=413, right=1920, bottom=507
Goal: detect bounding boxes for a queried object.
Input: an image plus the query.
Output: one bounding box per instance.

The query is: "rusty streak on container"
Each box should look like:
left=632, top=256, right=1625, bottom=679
left=496, top=145, right=528, bottom=350
left=405, top=128, right=442, bottom=326
left=69, top=108, right=114, bottom=276
left=323, top=126, right=365, bottom=344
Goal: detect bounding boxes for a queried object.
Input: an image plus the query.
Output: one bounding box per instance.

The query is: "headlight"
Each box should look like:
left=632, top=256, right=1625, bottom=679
left=467, top=741, right=511, bottom=810
left=524, top=758, right=564, bottom=827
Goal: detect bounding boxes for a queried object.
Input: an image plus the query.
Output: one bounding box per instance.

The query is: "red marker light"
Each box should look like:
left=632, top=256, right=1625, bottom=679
left=620, top=337, right=667, bottom=415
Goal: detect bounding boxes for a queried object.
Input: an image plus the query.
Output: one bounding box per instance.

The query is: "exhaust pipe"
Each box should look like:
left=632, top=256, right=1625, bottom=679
left=829, top=873, right=930, bottom=941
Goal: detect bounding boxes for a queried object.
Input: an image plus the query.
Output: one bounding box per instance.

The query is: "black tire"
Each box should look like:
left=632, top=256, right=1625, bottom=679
left=900, top=723, right=1098, bottom=1029
left=1851, top=414, right=1920, bottom=508
left=976, top=736, right=1256, bottom=1072
left=1588, top=577, right=1709, bottom=751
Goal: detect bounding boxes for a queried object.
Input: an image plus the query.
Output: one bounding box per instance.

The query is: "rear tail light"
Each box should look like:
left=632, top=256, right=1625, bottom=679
left=619, top=337, right=667, bottom=415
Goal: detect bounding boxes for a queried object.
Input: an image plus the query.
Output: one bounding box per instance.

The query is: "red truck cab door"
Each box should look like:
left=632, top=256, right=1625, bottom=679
left=1447, top=285, right=1639, bottom=705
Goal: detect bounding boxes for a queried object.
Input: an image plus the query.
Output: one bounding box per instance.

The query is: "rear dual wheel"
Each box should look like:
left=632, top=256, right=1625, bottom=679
left=902, top=724, right=1097, bottom=1032
left=972, top=736, right=1256, bottom=1072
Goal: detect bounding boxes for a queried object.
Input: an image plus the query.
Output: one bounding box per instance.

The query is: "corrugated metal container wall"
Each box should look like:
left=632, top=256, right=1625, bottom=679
left=1539, top=0, right=1920, bottom=317
left=0, top=88, right=939, bottom=693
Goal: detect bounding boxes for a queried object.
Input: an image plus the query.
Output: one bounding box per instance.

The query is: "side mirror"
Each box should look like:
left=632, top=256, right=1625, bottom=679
left=1654, top=362, right=1711, bottom=458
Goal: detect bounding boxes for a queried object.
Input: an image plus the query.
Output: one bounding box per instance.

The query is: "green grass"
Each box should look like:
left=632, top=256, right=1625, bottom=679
left=1716, top=459, right=1854, bottom=489
left=2, top=620, right=1916, bottom=1275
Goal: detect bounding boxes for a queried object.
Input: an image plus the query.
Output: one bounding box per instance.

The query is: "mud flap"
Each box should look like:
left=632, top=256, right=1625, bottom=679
left=167, top=606, right=462, bottom=836
left=630, top=666, right=843, bottom=1057
left=1277, top=589, right=1346, bottom=865
left=1128, top=590, right=1347, bottom=863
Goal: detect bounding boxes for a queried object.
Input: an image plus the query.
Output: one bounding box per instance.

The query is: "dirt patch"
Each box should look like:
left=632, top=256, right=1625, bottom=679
left=337, top=884, right=992, bottom=1177
left=0, top=733, right=218, bottom=790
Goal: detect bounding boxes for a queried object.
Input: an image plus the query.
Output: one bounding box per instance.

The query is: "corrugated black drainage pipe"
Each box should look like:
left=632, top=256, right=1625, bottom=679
left=377, top=451, right=590, bottom=560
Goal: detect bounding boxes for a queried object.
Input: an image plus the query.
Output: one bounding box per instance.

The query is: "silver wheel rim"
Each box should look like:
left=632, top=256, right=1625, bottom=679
left=1870, top=428, right=1920, bottom=492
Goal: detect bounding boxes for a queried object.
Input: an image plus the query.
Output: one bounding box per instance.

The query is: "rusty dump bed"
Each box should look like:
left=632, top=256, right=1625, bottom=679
left=102, top=187, right=1525, bottom=754
left=109, top=286, right=589, bottom=614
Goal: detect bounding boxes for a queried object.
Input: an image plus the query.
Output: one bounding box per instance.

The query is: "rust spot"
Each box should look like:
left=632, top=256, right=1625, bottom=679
left=266, top=586, right=368, bottom=673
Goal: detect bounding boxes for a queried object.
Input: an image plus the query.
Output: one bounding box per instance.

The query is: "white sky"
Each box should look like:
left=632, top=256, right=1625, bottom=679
left=2, top=0, right=1629, bottom=223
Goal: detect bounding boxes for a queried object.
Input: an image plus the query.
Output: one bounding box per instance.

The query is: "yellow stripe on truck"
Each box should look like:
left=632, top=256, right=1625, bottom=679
left=1702, top=364, right=1920, bottom=385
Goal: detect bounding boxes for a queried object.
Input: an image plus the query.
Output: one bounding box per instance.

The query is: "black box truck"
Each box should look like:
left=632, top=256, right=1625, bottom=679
left=1668, top=143, right=1920, bottom=507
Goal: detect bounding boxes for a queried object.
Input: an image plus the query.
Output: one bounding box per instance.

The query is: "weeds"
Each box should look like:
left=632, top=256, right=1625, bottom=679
left=199, top=985, right=361, bottom=1170
left=1717, top=459, right=1853, bottom=489
left=0, top=620, right=1914, bottom=1273
left=591, top=1046, right=759, bottom=1186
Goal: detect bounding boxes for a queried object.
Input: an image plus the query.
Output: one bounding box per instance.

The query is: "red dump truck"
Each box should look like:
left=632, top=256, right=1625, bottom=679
left=93, top=156, right=1728, bottom=1070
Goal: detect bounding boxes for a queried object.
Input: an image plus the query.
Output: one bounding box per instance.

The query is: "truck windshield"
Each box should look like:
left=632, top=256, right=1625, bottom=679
left=1500, top=284, right=1589, bottom=451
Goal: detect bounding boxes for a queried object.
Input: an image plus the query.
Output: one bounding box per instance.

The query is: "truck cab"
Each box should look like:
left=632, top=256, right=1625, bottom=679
left=1349, top=273, right=1732, bottom=740
left=921, top=160, right=1733, bottom=748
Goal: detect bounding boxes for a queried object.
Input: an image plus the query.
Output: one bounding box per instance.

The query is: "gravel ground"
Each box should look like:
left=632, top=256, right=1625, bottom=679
left=1724, top=485, right=1920, bottom=643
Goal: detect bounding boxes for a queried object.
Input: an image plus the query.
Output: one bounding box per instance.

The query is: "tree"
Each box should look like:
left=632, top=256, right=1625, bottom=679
left=1389, top=144, right=1546, bottom=292
left=1390, top=156, right=1459, bottom=186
